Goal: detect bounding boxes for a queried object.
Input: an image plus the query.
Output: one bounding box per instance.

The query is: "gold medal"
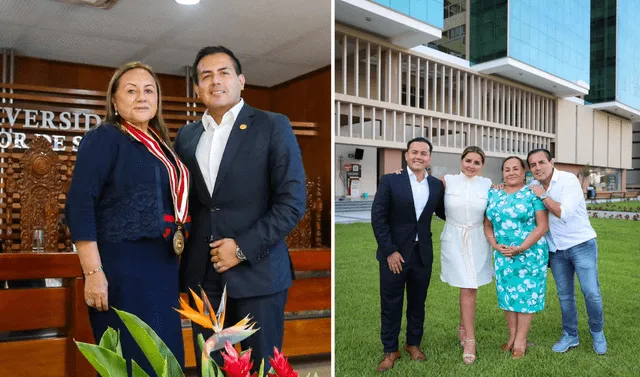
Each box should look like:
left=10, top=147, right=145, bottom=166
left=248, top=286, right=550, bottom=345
left=173, top=228, right=185, bottom=255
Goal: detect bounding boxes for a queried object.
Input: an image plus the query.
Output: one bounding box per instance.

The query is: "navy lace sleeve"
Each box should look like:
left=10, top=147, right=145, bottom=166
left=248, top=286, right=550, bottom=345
left=65, top=125, right=117, bottom=242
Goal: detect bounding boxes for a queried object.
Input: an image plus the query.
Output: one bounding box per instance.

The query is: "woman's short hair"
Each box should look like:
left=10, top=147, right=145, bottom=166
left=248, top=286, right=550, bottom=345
left=461, top=146, right=485, bottom=164
left=501, top=156, right=525, bottom=171
left=103, top=62, right=171, bottom=146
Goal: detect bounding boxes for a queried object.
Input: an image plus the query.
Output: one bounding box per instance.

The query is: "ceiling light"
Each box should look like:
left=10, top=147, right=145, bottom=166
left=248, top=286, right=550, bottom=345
left=175, top=0, right=199, bottom=5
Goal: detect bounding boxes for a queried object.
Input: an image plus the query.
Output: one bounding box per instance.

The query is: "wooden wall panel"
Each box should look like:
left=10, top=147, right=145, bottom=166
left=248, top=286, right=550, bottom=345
left=282, top=318, right=331, bottom=357
left=13, top=56, right=274, bottom=108
left=242, top=86, right=272, bottom=111
left=14, top=56, right=187, bottom=96
left=271, top=67, right=332, bottom=246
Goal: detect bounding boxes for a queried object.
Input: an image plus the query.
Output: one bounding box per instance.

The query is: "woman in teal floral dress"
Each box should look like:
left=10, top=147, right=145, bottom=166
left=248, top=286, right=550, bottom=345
left=484, top=156, right=549, bottom=359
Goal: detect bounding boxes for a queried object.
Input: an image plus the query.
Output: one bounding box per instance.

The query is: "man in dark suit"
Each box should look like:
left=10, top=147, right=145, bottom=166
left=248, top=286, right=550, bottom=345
left=174, top=46, right=306, bottom=374
left=371, top=137, right=445, bottom=372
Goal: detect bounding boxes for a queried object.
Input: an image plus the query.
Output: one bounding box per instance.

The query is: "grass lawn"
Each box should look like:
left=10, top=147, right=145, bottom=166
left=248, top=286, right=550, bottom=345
left=335, top=219, right=640, bottom=376
left=586, top=201, right=640, bottom=213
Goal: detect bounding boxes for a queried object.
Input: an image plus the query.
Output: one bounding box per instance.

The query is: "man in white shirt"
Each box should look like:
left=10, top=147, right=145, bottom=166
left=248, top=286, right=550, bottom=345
left=371, top=137, right=445, bottom=372
left=175, top=46, right=306, bottom=374
left=527, top=149, right=606, bottom=355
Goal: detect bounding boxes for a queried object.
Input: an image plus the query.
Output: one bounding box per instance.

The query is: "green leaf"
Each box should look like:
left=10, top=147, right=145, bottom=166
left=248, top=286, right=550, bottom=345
left=113, top=308, right=184, bottom=377
left=197, top=333, right=206, bottom=356
left=131, top=360, right=151, bottom=377
left=198, top=334, right=218, bottom=377
left=161, top=357, right=169, bottom=377
left=75, top=341, right=127, bottom=377
left=257, top=358, right=265, bottom=377
left=211, top=361, right=223, bottom=377
left=99, top=327, right=122, bottom=357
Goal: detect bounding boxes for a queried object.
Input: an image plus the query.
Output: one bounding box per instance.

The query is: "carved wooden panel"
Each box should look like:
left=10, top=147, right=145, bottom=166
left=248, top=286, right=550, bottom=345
left=285, top=177, right=325, bottom=248
left=2, top=137, right=73, bottom=252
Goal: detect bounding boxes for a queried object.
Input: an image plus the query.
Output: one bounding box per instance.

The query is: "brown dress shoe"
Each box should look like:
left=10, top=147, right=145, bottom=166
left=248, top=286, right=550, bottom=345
left=403, top=345, right=426, bottom=361
left=377, top=351, right=400, bottom=372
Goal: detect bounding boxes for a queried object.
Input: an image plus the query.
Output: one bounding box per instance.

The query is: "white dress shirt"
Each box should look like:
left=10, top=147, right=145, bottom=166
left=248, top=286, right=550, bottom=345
left=544, top=169, right=597, bottom=251
left=407, top=167, right=430, bottom=241
left=196, top=99, right=244, bottom=195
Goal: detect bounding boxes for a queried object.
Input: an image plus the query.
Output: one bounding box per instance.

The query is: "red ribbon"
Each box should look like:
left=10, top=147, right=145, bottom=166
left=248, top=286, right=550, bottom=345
left=123, top=122, right=190, bottom=230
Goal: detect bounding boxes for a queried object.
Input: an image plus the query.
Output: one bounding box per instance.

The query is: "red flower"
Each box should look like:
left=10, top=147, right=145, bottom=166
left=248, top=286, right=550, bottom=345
left=221, top=341, right=254, bottom=377
left=268, top=347, right=298, bottom=377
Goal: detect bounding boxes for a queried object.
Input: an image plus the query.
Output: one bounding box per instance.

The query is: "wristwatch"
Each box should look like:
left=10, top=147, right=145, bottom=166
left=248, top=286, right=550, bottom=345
left=539, top=192, right=548, bottom=200
left=236, top=245, right=247, bottom=261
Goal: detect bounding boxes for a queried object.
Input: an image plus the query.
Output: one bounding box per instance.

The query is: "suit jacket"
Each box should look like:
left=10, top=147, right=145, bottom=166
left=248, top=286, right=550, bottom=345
left=371, top=170, right=445, bottom=265
left=174, top=104, right=306, bottom=298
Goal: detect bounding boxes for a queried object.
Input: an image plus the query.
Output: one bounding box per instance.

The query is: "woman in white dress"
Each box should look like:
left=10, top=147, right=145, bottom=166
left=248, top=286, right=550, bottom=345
left=440, top=146, right=492, bottom=364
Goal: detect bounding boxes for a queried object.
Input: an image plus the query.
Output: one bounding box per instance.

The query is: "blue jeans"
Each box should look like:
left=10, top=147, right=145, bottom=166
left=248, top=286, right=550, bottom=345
left=550, top=238, right=604, bottom=337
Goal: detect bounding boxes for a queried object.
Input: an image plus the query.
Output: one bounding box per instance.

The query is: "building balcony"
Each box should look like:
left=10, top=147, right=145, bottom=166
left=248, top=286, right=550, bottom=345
left=586, top=101, right=640, bottom=121
left=335, top=0, right=443, bottom=49
left=472, top=57, right=589, bottom=98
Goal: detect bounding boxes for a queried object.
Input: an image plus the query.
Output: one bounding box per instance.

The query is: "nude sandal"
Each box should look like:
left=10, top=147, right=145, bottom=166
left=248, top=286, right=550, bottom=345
left=462, top=338, right=476, bottom=365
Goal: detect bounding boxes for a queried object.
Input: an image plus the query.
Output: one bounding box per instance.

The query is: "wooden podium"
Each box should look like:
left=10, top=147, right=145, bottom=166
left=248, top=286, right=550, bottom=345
left=0, top=253, right=94, bottom=377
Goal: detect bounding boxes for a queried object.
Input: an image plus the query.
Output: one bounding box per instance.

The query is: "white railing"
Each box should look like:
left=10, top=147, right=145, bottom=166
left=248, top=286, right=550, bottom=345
left=335, top=26, right=556, bottom=156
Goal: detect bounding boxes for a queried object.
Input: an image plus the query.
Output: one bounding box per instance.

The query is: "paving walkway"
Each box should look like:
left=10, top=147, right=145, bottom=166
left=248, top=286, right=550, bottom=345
left=335, top=211, right=372, bottom=224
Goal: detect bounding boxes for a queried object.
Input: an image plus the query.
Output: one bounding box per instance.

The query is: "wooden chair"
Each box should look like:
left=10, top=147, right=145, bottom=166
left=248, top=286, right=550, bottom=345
left=2, top=136, right=73, bottom=252
left=0, top=253, right=94, bottom=377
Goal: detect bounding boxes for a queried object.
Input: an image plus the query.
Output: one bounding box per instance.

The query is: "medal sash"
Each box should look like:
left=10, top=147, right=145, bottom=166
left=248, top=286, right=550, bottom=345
left=123, top=122, right=190, bottom=234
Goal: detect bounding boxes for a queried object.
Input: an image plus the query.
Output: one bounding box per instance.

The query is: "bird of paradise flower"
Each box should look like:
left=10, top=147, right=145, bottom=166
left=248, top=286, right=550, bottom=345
left=175, top=285, right=259, bottom=373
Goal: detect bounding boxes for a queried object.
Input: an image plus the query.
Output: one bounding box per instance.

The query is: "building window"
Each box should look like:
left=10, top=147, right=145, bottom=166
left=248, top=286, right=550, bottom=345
left=444, top=0, right=467, bottom=18
left=428, top=26, right=466, bottom=58
left=585, top=0, right=617, bottom=104
left=469, top=0, right=508, bottom=65
left=588, top=167, right=621, bottom=192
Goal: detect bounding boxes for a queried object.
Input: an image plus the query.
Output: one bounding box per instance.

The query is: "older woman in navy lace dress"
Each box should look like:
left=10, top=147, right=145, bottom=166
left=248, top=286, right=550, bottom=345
left=66, top=62, right=187, bottom=375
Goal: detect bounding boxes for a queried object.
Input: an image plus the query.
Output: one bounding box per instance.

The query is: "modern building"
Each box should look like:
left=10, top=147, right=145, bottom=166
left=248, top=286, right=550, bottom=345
left=585, top=0, right=640, bottom=119
left=334, top=0, right=635, bottom=198
left=583, top=0, right=640, bottom=190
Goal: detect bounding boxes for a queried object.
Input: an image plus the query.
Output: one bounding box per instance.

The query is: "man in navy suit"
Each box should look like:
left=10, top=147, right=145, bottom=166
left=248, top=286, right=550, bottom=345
left=371, top=137, right=445, bottom=372
left=174, top=46, right=306, bottom=374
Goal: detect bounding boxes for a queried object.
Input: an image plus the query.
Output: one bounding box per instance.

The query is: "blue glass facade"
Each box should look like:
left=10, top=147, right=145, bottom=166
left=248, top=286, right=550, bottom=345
left=371, top=0, right=444, bottom=28
left=616, top=0, right=640, bottom=110
left=509, top=0, right=590, bottom=85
